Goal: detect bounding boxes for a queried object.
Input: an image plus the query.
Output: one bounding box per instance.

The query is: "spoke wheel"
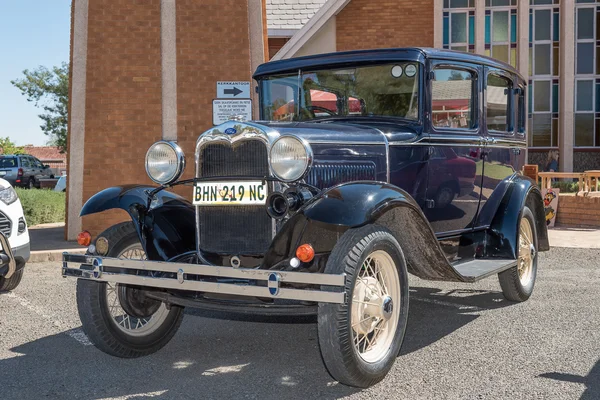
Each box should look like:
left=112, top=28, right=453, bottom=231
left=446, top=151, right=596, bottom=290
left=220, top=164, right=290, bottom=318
left=498, top=205, right=539, bottom=302
left=105, top=244, right=169, bottom=337
left=351, top=250, right=401, bottom=363
left=517, top=216, right=536, bottom=287
left=318, top=225, right=409, bottom=388
left=76, top=222, right=184, bottom=358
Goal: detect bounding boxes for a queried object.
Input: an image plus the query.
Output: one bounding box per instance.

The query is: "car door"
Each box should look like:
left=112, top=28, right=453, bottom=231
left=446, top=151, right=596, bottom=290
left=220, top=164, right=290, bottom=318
left=478, top=68, right=527, bottom=227
left=33, top=157, right=48, bottom=178
left=424, top=61, right=484, bottom=236
left=19, top=156, right=32, bottom=183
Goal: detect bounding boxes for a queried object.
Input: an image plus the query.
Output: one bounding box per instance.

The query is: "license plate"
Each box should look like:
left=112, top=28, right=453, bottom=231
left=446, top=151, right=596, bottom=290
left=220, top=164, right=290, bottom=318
left=193, top=181, right=267, bottom=206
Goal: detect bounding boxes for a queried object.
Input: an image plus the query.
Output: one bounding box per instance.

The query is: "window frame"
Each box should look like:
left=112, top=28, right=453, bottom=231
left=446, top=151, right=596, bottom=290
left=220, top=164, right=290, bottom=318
left=429, top=61, right=480, bottom=135
left=485, top=68, right=515, bottom=136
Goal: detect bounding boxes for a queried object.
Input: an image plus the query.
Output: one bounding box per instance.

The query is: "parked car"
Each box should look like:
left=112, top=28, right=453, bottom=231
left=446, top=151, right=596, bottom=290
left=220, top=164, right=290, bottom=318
left=0, top=154, right=55, bottom=189
left=0, top=178, right=31, bottom=292
left=62, top=48, right=548, bottom=388
left=54, top=174, right=67, bottom=192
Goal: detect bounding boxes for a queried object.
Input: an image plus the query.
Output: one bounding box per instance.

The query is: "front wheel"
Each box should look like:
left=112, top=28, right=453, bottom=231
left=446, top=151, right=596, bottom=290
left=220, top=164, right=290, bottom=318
left=318, top=225, right=409, bottom=388
left=76, top=222, right=184, bottom=358
left=0, top=268, right=24, bottom=292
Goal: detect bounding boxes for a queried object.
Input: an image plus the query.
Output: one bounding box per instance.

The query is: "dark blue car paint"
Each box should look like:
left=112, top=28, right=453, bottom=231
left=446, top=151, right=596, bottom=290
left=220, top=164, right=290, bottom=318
left=78, top=48, right=548, bottom=283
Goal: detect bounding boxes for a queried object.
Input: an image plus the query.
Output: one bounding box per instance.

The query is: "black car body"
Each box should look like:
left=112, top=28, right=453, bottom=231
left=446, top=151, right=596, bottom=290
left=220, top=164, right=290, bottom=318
left=0, top=154, right=55, bottom=188
left=62, top=48, right=548, bottom=388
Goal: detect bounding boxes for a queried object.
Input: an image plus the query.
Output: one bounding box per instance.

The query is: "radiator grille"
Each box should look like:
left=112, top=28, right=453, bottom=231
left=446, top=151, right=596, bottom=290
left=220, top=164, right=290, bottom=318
left=306, top=162, right=377, bottom=189
left=0, top=211, right=12, bottom=238
left=197, top=140, right=271, bottom=255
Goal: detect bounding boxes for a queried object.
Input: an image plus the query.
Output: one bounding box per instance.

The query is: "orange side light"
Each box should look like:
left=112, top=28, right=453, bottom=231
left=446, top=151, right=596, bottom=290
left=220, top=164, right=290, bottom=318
left=77, top=231, right=92, bottom=247
left=296, top=243, right=315, bottom=263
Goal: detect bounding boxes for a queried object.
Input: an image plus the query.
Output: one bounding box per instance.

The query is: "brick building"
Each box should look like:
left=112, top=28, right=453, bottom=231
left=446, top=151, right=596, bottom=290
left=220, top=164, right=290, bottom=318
left=67, top=0, right=600, bottom=239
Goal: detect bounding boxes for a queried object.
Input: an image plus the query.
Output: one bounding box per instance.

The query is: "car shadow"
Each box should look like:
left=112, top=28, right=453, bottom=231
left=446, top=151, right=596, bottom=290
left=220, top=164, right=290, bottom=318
left=401, top=286, right=512, bottom=356
left=0, top=286, right=515, bottom=399
left=539, top=359, right=600, bottom=400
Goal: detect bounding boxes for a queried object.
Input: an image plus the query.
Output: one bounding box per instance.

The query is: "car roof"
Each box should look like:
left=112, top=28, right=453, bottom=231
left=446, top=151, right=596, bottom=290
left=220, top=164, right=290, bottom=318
left=253, top=47, right=523, bottom=81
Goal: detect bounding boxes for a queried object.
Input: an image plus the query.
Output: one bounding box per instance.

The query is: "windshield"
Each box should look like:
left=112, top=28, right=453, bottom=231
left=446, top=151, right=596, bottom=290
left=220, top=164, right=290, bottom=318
left=260, top=63, right=420, bottom=122
left=0, top=157, right=17, bottom=168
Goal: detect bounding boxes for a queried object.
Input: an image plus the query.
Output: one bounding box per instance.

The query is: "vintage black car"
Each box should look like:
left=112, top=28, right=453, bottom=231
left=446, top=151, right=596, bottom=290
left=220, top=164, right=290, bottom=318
left=62, top=48, right=549, bottom=388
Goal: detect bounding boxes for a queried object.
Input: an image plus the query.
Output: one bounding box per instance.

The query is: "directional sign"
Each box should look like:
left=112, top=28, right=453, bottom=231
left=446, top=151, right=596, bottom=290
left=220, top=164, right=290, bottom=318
left=213, top=99, right=252, bottom=125
left=217, top=81, right=251, bottom=98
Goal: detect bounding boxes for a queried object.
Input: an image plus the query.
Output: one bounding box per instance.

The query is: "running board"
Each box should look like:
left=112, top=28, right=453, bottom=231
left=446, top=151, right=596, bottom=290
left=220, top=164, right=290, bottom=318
left=451, top=259, right=517, bottom=283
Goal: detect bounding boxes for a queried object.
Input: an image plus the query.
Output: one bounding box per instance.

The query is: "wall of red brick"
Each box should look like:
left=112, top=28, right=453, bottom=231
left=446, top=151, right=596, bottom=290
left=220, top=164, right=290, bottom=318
left=336, top=0, right=434, bottom=51
left=81, top=0, right=164, bottom=236
left=556, top=195, right=600, bottom=228
left=174, top=0, right=252, bottom=187
left=78, top=0, right=256, bottom=236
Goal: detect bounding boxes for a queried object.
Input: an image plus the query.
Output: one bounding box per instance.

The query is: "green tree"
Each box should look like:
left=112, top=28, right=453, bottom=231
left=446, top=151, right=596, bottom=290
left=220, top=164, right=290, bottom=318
left=0, top=137, right=25, bottom=155
left=11, top=62, right=69, bottom=152
left=448, top=70, right=466, bottom=81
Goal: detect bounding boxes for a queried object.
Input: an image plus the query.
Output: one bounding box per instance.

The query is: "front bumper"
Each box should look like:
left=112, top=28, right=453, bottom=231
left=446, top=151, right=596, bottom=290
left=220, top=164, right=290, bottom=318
left=0, top=233, right=17, bottom=278
left=62, top=253, right=346, bottom=304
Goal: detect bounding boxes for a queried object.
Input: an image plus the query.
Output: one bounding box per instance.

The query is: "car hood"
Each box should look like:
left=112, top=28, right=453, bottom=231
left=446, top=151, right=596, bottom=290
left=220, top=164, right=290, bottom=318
left=258, top=120, right=420, bottom=144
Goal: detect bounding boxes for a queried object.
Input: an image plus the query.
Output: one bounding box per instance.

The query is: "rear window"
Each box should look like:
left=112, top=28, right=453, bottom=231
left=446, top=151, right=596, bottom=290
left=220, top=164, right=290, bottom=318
left=0, top=158, right=17, bottom=168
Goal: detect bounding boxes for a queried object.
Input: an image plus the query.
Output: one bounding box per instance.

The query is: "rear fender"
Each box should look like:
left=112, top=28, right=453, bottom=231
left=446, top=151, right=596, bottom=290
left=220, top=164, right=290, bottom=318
left=80, top=185, right=196, bottom=261
left=264, top=182, right=463, bottom=281
left=482, top=175, right=550, bottom=259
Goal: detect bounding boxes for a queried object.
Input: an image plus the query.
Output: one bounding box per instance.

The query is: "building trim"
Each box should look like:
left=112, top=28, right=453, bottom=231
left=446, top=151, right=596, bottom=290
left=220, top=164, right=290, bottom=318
left=433, top=1, right=443, bottom=48
left=474, top=1, right=485, bottom=55
left=268, top=29, right=298, bottom=38
left=559, top=0, right=575, bottom=172
left=249, top=0, right=267, bottom=118
left=272, top=0, right=351, bottom=60
left=161, top=0, right=178, bottom=141
left=67, top=0, right=89, bottom=240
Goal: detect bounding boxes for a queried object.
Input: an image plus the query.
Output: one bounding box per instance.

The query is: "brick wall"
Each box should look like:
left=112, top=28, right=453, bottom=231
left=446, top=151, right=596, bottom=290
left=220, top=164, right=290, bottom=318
left=81, top=0, right=163, bottom=236
left=175, top=0, right=252, bottom=188
left=336, top=0, right=434, bottom=51
left=268, top=37, right=290, bottom=59
left=77, top=0, right=257, bottom=236
left=556, top=195, right=600, bottom=228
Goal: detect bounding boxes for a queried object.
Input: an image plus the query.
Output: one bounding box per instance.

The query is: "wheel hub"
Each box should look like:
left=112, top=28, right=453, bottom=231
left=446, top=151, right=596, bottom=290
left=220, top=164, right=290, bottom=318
left=117, top=285, right=161, bottom=318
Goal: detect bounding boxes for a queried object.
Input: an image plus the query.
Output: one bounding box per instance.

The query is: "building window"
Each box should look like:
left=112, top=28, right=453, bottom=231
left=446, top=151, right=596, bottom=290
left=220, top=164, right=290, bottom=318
left=443, top=1, right=475, bottom=53
left=528, top=2, right=560, bottom=148
left=574, top=1, right=600, bottom=147
left=485, top=0, right=518, bottom=67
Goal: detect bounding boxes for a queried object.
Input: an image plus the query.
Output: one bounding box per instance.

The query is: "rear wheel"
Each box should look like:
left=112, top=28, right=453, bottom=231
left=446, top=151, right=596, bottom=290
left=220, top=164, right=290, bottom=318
left=0, top=268, right=24, bottom=292
left=318, top=225, right=409, bottom=388
left=498, top=206, right=538, bottom=302
left=76, top=222, right=184, bottom=358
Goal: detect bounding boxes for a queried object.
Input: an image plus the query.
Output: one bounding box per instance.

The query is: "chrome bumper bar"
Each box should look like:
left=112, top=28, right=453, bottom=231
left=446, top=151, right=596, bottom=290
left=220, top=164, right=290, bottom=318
left=61, top=253, right=346, bottom=304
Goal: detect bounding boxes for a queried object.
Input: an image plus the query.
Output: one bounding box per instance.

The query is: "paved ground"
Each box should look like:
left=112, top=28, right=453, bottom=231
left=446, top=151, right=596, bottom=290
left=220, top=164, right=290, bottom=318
left=1, top=247, right=599, bottom=400
left=549, top=227, right=600, bottom=249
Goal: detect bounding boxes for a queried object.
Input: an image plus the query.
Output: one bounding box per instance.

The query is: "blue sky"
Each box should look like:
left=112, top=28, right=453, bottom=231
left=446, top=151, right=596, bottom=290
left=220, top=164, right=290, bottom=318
left=0, top=0, right=71, bottom=146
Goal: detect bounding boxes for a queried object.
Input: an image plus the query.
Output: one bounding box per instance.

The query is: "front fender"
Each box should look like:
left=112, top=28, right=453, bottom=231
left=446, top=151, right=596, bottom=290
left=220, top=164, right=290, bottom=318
left=264, top=182, right=463, bottom=281
left=81, top=185, right=196, bottom=261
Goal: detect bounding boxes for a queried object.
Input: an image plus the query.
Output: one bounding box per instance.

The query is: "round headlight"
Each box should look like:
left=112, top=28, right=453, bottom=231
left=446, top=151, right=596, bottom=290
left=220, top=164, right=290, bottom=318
left=270, top=136, right=312, bottom=182
left=145, top=141, right=185, bottom=185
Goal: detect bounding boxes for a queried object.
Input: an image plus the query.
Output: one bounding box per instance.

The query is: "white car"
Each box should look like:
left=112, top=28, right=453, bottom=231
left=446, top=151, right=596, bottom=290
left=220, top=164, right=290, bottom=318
left=0, top=178, right=30, bottom=292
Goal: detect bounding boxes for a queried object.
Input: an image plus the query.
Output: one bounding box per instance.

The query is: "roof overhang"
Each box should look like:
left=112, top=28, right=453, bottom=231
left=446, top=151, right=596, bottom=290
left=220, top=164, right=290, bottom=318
left=271, top=0, right=352, bottom=61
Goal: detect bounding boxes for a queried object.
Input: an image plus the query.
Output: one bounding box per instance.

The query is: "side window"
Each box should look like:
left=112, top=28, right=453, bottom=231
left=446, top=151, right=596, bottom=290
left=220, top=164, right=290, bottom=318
left=516, top=87, right=526, bottom=135
left=431, top=68, right=474, bottom=129
left=33, top=158, right=43, bottom=168
left=487, top=73, right=512, bottom=133
left=20, top=157, right=30, bottom=168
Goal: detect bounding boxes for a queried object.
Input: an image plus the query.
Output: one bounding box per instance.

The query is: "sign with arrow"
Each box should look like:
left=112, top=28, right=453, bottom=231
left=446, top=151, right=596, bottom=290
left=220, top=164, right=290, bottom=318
left=217, top=81, right=251, bottom=99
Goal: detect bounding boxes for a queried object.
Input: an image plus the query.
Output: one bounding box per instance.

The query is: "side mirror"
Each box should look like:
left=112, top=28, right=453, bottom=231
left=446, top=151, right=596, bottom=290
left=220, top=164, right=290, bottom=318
left=44, top=165, right=50, bottom=169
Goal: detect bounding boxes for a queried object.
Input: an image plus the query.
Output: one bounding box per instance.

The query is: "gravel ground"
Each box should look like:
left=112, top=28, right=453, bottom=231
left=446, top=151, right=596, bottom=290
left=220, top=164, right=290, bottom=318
left=1, top=247, right=599, bottom=400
